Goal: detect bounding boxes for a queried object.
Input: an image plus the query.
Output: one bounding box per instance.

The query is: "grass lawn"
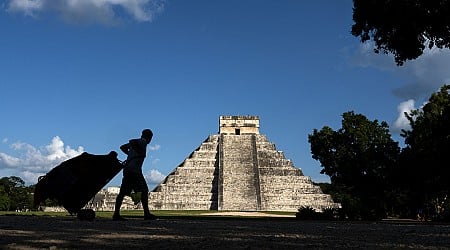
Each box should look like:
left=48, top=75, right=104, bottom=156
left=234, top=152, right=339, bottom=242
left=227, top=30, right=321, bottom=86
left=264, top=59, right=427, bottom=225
left=0, top=210, right=295, bottom=219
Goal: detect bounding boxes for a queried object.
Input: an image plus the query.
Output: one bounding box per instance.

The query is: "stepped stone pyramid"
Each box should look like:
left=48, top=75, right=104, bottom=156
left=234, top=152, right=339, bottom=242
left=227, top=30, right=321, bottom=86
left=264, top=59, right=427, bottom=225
left=149, top=115, right=339, bottom=212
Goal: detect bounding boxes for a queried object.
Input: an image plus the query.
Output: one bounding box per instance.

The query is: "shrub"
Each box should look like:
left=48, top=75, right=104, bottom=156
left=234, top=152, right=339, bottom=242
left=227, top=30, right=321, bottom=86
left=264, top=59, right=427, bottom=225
left=295, top=206, right=319, bottom=220
left=296, top=206, right=341, bottom=220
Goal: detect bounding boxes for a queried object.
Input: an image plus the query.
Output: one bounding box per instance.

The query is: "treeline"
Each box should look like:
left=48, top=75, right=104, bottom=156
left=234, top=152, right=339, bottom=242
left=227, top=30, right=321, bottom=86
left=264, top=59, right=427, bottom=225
left=0, top=176, right=34, bottom=211
left=310, top=85, right=450, bottom=221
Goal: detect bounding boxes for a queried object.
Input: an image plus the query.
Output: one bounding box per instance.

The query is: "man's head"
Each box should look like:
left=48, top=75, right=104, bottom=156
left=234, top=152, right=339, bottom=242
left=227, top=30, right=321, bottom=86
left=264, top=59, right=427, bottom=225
left=141, top=129, right=153, bottom=143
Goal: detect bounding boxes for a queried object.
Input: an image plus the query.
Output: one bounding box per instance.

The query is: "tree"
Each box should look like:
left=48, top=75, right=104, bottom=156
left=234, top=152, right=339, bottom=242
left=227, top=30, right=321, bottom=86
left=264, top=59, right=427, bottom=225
left=352, top=0, right=450, bottom=65
left=400, top=84, right=450, bottom=219
left=0, top=176, right=33, bottom=211
left=309, top=111, right=400, bottom=219
left=0, top=185, right=11, bottom=211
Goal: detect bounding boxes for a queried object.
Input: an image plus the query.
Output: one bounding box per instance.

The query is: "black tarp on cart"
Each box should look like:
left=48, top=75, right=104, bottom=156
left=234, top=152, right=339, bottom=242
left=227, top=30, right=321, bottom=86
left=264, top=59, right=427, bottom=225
left=34, top=151, right=124, bottom=219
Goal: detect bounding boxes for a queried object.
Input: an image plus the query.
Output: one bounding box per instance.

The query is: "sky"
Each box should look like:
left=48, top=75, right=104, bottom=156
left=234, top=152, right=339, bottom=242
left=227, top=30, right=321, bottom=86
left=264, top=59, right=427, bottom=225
left=1, top=0, right=450, bottom=190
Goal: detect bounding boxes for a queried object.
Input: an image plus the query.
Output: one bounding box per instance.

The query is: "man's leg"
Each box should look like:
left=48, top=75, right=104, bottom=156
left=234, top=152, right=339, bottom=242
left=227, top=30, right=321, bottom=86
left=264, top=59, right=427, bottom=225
left=142, top=192, right=156, bottom=219
left=113, top=173, right=132, bottom=220
left=113, top=191, right=126, bottom=220
left=114, top=192, right=124, bottom=214
left=113, top=176, right=130, bottom=221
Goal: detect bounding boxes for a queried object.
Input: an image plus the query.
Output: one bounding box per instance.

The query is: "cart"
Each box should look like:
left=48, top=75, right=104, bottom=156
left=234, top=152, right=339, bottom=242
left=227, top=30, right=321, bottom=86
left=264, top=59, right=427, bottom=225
left=34, top=151, right=124, bottom=220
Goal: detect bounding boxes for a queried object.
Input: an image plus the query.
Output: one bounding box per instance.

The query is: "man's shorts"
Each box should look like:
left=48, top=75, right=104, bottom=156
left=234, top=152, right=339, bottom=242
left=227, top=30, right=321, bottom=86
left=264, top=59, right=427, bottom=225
left=120, top=172, right=149, bottom=195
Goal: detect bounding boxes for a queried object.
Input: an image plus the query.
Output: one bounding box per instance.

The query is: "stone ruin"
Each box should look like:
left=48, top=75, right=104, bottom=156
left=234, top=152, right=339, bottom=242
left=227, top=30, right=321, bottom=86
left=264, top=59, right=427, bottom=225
left=149, top=115, right=339, bottom=212
left=86, top=187, right=139, bottom=211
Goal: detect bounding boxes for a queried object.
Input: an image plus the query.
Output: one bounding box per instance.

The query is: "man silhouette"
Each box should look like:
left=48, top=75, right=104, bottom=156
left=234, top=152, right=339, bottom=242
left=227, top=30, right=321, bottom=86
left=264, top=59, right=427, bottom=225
left=113, top=129, right=156, bottom=220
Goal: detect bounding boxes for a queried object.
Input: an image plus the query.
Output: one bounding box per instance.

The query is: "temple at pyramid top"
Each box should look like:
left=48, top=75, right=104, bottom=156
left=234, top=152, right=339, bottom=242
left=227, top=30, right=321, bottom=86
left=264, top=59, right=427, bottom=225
left=219, top=115, right=260, bottom=135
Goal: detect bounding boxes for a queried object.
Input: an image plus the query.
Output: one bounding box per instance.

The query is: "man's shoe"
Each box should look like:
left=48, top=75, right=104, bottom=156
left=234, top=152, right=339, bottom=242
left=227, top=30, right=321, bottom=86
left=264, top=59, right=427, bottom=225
left=112, top=215, right=127, bottom=221
left=144, top=213, right=157, bottom=220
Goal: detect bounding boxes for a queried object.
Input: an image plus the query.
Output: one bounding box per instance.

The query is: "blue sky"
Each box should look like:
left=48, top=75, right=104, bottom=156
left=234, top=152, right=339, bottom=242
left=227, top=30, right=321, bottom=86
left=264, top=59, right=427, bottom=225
left=1, top=0, right=449, bottom=189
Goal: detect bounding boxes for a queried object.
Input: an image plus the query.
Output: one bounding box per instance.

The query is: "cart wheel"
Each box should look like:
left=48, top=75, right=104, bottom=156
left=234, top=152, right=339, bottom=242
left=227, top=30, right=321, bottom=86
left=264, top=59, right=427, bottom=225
left=77, top=209, right=95, bottom=221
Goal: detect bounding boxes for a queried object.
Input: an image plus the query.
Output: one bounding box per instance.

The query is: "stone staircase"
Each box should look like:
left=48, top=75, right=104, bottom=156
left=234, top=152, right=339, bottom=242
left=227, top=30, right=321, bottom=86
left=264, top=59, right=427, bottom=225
left=218, top=134, right=261, bottom=211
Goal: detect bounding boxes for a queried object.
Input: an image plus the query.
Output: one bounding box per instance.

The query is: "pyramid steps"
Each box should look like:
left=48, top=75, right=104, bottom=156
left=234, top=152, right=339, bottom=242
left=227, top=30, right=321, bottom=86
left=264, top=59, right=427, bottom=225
left=218, top=134, right=261, bottom=210
left=148, top=135, right=219, bottom=210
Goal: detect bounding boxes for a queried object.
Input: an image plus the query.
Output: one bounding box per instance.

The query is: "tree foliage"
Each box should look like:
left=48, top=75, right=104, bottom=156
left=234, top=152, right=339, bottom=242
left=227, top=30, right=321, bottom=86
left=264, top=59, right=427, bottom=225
left=0, top=176, right=33, bottom=211
left=309, top=85, right=450, bottom=220
left=352, top=0, right=450, bottom=65
left=0, top=185, right=11, bottom=211
left=399, top=85, right=450, bottom=216
left=309, top=111, right=400, bottom=219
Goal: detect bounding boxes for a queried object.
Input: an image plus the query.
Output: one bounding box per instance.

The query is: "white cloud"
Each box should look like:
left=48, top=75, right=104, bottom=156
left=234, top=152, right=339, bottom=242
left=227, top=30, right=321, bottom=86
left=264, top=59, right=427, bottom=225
left=352, top=42, right=450, bottom=101
left=7, top=0, right=43, bottom=17
left=0, top=136, right=84, bottom=184
left=6, top=0, right=165, bottom=25
left=148, top=144, right=160, bottom=151
left=391, top=48, right=450, bottom=100
left=392, top=99, right=415, bottom=133
left=151, top=158, right=160, bottom=165
left=0, top=152, right=22, bottom=167
left=45, top=136, right=82, bottom=161
left=351, top=42, right=450, bottom=133
left=350, top=41, right=397, bottom=70
left=145, top=169, right=165, bottom=185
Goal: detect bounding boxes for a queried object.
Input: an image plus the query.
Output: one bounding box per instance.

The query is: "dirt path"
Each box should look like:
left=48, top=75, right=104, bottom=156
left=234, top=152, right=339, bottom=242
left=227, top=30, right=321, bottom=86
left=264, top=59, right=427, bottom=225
left=1, top=215, right=449, bottom=249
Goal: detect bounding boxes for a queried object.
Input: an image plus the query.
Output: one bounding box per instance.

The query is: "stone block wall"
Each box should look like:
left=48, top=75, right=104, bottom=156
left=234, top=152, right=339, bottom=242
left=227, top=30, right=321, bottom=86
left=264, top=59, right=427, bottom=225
left=219, top=115, right=260, bottom=135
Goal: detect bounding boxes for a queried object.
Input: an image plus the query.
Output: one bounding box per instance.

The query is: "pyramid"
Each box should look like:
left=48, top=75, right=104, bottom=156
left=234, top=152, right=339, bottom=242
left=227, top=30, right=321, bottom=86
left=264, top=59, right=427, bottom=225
left=149, top=115, right=339, bottom=212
